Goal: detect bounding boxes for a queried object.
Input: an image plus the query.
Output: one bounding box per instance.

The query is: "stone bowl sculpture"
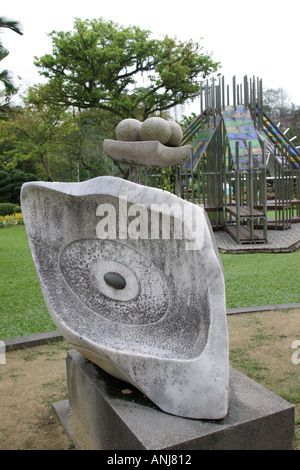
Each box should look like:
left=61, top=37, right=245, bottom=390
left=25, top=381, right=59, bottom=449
left=103, top=140, right=191, bottom=167
left=104, top=117, right=190, bottom=167
left=21, top=176, right=229, bottom=420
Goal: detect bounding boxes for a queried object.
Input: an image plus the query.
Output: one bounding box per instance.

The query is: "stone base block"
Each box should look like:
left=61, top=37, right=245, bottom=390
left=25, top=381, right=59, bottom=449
left=52, top=349, right=295, bottom=450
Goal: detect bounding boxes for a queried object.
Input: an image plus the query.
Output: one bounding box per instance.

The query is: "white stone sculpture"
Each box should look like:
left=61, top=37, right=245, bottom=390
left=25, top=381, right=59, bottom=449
left=104, top=117, right=189, bottom=167
left=21, top=176, right=229, bottom=420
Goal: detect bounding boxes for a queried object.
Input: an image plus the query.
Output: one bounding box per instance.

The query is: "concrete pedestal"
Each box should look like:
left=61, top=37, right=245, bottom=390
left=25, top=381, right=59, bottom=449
left=53, top=349, right=295, bottom=450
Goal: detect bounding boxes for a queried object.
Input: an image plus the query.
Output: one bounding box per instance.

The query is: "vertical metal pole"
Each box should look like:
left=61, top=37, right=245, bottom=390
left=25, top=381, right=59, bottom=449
left=179, top=163, right=182, bottom=198
left=200, top=82, right=204, bottom=129
left=212, top=78, right=216, bottom=126
left=227, top=84, right=230, bottom=106
left=262, top=140, right=267, bottom=241
left=287, top=145, right=292, bottom=227
left=274, top=145, right=278, bottom=229
left=281, top=143, right=285, bottom=229
left=244, top=75, right=249, bottom=108
left=259, top=79, right=263, bottom=130
left=233, top=76, right=237, bottom=110
left=197, top=158, right=201, bottom=205
left=253, top=77, right=257, bottom=128
left=249, top=141, right=254, bottom=242
left=202, top=150, right=206, bottom=207
left=206, top=80, right=210, bottom=127
left=235, top=141, right=240, bottom=243
left=191, top=149, right=194, bottom=203
left=249, top=77, right=253, bottom=117
left=185, top=157, right=188, bottom=200
left=222, top=75, right=225, bottom=111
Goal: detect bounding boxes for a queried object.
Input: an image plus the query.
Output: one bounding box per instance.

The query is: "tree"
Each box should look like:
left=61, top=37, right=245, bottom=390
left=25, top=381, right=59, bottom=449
left=0, top=17, right=23, bottom=95
left=58, top=107, right=120, bottom=180
left=0, top=169, right=38, bottom=204
left=0, top=86, right=76, bottom=181
left=263, top=87, right=300, bottom=145
left=0, top=17, right=23, bottom=119
left=34, top=18, right=220, bottom=120
left=0, top=85, right=123, bottom=181
left=263, top=88, right=292, bottom=127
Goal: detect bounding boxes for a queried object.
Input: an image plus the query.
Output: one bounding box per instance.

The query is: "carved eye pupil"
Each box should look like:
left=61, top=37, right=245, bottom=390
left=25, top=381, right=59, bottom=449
left=104, top=272, right=126, bottom=290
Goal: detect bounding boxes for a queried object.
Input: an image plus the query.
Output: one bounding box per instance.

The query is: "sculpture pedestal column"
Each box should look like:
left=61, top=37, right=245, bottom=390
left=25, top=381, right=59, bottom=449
left=52, top=350, right=295, bottom=451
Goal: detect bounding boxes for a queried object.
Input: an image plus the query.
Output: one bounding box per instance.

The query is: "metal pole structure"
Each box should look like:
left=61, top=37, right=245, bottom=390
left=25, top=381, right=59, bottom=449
left=249, top=77, right=253, bottom=118
left=222, top=76, right=225, bottom=111
left=253, top=77, right=257, bottom=128
left=191, top=149, right=194, bottom=203
left=206, top=80, right=210, bottom=127
left=200, top=82, right=204, bottom=129
left=262, top=140, right=268, bottom=241
left=274, top=145, right=278, bottom=229
left=235, top=141, right=240, bottom=244
left=259, top=78, right=263, bottom=130
left=287, top=144, right=292, bottom=227
left=233, top=76, right=237, bottom=110
left=244, top=75, right=249, bottom=108
left=197, top=157, right=201, bottom=205
left=249, top=141, right=254, bottom=242
left=281, top=143, right=285, bottom=229
left=212, top=78, right=216, bottom=127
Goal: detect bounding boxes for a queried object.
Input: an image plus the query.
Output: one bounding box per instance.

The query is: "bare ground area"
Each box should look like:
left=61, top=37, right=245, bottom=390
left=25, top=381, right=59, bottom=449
left=0, top=308, right=299, bottom=450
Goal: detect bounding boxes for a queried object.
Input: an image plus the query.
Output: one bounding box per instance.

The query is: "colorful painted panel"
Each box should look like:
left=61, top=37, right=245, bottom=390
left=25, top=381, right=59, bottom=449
left=262, top=113, right=300, bottom=168
left=223, top=106, right=263, bottom=169
left=181, top=118, right=220, bottom=172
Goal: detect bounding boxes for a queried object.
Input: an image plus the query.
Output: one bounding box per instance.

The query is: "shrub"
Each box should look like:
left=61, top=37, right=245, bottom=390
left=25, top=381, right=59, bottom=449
left=0, top=170, right=39, bottom=204
left=0, top=203, right=17, bottom=216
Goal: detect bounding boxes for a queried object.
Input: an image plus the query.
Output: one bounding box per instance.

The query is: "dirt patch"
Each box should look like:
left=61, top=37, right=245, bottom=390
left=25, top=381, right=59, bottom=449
left=0, top=309, right=299, bottom=450
left=0, top=341, right=73, bottom=450
left=227, top=308, right=300, bottom=450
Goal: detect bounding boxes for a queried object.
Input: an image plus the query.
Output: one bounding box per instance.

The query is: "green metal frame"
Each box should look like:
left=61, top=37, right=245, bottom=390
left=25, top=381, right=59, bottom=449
left=125, top=75, right=300, bottom=245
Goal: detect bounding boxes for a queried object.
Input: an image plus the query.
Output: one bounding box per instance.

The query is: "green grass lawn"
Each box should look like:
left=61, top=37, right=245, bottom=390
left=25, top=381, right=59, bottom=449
left=0, top=226, right=56, bottom=340
left=0, top=225, right=299, bottom=340
left=221, top=251, right=300, bottom=308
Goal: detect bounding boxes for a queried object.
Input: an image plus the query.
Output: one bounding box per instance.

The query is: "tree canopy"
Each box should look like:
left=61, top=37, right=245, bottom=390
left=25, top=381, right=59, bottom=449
left=34, top=17, right=220, bottom=120
left=264, top=87, right=300, bottom=143
left=0, top=16, right=23, bottom=95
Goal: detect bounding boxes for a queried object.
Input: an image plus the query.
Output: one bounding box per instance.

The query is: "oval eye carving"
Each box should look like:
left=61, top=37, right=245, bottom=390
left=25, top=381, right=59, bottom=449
left=104, top=272, right=126, bottom=290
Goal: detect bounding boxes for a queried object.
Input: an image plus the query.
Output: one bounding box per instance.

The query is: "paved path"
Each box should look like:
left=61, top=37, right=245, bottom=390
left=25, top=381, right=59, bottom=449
left=214, top=223, right=300, bottom=253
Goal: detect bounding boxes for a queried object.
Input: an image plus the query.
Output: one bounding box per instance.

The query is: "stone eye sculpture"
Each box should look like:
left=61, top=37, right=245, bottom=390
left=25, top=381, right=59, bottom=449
left=21, top=123, right=229, bottom=420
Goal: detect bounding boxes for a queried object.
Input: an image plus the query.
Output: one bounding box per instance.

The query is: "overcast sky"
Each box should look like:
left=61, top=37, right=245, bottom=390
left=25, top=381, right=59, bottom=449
left=2, top=0, right=300, bottom=117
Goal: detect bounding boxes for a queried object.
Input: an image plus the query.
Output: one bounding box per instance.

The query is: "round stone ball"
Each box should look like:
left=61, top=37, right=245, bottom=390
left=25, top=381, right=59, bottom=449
left=115, top=119, right=142, bottom=141
left=140, top=117, right=171, bottom=145
left=166, top=121, right=183, bottom=147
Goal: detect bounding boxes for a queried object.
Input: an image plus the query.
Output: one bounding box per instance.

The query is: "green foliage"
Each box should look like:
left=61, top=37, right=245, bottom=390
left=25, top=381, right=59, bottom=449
left=34, top=17, right=220, bottom=120
left=0, top=202, right=16, bottom=216
left=0, top=92, right=121, bottom=181
left=0, top=169, right=38, bottom=204
left=263, top=87, right=300, bottom=147
left=0, top=17, right=23, bottom=120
